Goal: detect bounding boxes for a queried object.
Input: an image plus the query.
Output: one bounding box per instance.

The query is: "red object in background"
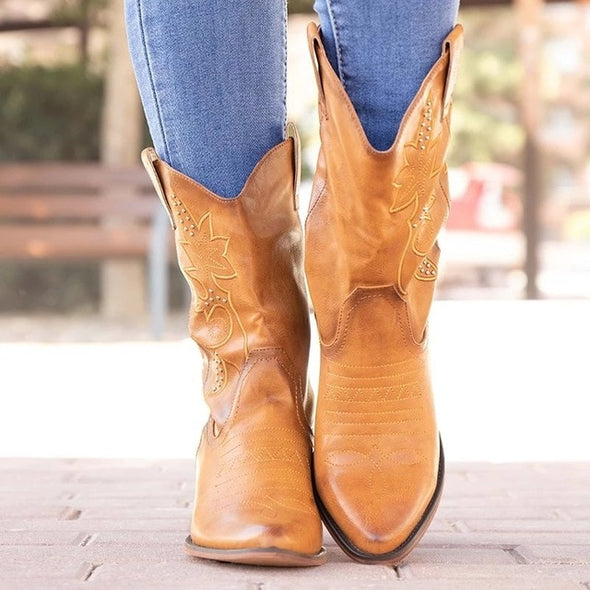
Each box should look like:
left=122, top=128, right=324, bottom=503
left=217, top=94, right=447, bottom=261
left=447, top=162, right=522, bottom=233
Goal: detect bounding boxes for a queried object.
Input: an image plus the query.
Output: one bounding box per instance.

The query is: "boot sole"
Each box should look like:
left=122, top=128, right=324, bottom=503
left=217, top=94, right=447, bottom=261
left=183, top=536, right=328, bottom=567
left=314, top=437, right=445, bottom=565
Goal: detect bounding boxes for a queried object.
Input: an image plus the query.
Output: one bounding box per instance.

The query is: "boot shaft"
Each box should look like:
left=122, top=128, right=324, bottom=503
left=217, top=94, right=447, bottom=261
left=306, top=23, right=463, bottom=345
left=142, top=128, right=310, bottom=425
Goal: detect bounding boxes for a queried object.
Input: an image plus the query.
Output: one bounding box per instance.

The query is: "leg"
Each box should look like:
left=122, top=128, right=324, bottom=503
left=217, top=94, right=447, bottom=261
left=314, top=0, right=460, bottom=150
left=125, top=0, right=287, bottom=197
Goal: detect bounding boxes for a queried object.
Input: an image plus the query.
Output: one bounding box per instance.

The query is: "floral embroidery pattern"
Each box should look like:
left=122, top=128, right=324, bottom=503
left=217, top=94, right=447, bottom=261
left=181, top=212, right=235, bottom=284
left=170, top=196, right=248, bottom=392
left=390, top=92, right=449, bottom=294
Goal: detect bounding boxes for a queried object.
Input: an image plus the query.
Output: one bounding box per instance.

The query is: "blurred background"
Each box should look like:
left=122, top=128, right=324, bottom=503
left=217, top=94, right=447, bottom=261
left=0, top=0, right=589, bottom=461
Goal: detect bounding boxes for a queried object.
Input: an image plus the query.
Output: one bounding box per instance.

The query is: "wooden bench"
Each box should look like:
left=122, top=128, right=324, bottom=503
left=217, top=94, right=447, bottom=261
left=0, top=162, right=173, bottom=337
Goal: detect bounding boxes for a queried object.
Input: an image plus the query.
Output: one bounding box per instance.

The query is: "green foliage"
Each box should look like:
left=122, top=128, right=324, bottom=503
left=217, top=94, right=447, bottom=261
left=288, top=0, right=314, bottom=14
left=0, top=261, right=188, bottom=313
left=448, top=7, right=524, bottom=167
left=50, top=0, right=109, bottom=25
left=0, top=64, right=101, bottom=312
left=0, top=65, right=103, bottom=161
left=0, top=263, right=100, bottom=313
left=0, top=62, right=157, bottom=314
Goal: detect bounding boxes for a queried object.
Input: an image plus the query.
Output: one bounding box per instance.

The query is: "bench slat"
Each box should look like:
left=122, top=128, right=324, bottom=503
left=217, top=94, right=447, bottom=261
left=0, top=162, right=169, bottom=262
left=0, top=225, right=162, bottom=260
left=0, top=164, right=153, bottom=190
left=0, top=195, right=158, bottom=220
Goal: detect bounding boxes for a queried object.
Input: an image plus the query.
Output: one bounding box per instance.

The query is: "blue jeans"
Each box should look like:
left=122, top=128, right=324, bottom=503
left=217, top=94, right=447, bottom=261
left=125, top=1, right=459, bottom=198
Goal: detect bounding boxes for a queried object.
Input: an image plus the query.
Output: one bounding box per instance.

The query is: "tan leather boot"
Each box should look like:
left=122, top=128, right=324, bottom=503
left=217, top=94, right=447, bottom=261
left=141, top=125, right=326, bottom=567
left=305, top=23, right=463, bottom=564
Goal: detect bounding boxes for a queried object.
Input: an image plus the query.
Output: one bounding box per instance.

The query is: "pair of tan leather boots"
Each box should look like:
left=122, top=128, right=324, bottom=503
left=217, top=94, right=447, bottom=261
left=142, top=24, right=463, bottom=567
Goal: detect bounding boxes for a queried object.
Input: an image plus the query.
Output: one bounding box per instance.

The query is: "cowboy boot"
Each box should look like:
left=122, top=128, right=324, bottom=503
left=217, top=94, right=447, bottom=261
left=141, top=124, right=326, bottom=567
left=305, top=23, right=463, bottom=564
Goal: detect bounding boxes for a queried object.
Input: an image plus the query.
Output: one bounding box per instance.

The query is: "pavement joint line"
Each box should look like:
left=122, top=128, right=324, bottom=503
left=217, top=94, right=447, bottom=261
left=59, top=507, right=82, bottom=521
left=501, top=545, right=528, bottom=564
left=450, top=520, right=470, bottom=533
left=83, top=562, right=103, bottom=582
left=76, top=562, right=103, bottom=582
left=60, top=493, right=78, bottom=502
left=76, top=534, right=96, bottom=547
left=422, top=543, right=509, bottom=550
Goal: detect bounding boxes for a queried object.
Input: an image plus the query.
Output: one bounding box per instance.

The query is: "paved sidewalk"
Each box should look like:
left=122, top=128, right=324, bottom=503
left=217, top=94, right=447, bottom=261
left=1, top=459, right=589, bottom=589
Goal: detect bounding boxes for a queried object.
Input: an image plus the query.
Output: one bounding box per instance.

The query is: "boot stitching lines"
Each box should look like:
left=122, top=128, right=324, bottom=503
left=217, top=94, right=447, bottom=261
left=223, top=352, right=307, bottom=436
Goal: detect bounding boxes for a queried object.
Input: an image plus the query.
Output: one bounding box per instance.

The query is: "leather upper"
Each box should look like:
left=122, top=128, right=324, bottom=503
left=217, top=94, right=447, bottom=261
left=306, top=22, right=463, bottom=556
left=142, top=132, right=322, bottom=556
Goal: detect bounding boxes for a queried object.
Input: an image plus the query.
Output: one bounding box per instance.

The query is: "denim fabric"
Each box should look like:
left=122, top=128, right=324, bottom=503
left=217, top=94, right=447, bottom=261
left=125, top=0, right=287, bottom=198
left=125, top=1, right=459, bottom=197
left=314, top=0, right=459, bottom=150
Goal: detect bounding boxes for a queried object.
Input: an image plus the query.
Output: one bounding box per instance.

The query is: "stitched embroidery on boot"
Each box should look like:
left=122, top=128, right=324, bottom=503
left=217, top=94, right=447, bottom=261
left=389, top=92, right=448, bottom=295
left=416, top=257, right=438, bottom=282
left=169, top=197, right=249, bottom=388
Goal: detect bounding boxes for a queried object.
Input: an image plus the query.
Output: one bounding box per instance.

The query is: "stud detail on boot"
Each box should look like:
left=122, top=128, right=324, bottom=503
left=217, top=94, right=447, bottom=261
left=306, top=22, right=464, bottom=565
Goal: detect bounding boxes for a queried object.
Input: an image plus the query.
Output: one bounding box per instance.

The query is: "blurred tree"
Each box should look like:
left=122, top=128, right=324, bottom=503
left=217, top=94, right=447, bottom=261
left=51, top=0, right=109, bottom=66
left=0, top=65, right=102, bottom=161
left=51, top=0, right=109, bottom=22
left=289, top=0, right=314, bottom=14
left=449, top=7, right=524, bottom=167
left=100, top=0, right=146, bottom=320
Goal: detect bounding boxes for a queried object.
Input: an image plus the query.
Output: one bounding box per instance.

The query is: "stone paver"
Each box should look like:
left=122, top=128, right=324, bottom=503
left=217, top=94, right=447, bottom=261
left=1, top=460, right=590, bottom=589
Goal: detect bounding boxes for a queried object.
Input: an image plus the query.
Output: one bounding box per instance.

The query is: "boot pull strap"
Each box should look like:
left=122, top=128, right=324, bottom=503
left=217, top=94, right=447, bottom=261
left=286, top=122, right=301, bottom=210
left=141, top=147, right=176, bottom=229
left=307, top=22, right=328, bottom=119
left=441, top=24, right=464, bottom=119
